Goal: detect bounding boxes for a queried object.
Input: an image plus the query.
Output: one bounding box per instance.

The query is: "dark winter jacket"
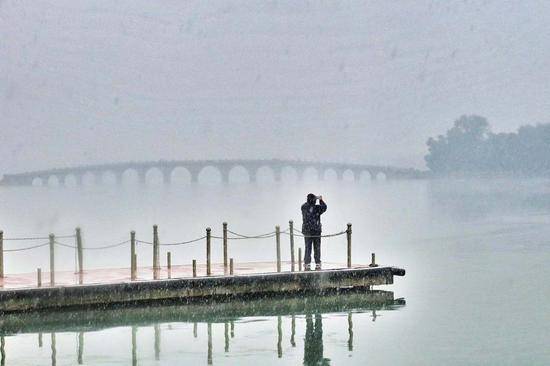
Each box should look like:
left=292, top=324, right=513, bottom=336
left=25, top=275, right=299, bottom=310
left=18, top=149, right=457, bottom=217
left=301, top=199, right=327, bottom=235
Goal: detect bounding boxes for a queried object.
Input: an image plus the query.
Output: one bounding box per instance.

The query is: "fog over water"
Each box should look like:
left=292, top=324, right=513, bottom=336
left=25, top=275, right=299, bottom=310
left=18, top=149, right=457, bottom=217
left=1, top=1, right=550, bottom=365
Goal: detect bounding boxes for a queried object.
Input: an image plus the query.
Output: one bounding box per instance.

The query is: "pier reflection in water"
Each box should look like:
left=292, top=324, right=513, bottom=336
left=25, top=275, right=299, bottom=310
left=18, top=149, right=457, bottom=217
left=0, top=290, right=404, bottom=365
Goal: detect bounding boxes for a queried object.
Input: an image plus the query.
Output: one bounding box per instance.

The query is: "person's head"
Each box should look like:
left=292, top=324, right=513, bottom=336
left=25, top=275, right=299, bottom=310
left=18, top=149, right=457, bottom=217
left=307, top=193, right=317, bottom=204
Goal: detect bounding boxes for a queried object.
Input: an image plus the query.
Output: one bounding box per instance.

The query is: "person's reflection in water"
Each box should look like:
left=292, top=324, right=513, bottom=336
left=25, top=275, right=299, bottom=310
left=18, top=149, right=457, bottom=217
left=303, top=314, right=330, bottom=366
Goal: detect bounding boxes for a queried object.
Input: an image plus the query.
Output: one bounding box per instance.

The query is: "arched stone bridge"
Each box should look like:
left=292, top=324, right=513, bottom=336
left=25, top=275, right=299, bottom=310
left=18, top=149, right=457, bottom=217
left=0, top=160, right=425, bottom=186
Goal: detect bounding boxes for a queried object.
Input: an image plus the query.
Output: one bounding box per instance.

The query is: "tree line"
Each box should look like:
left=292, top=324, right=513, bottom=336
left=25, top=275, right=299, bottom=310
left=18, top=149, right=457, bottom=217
left=425, top=115, right=550, bottom=176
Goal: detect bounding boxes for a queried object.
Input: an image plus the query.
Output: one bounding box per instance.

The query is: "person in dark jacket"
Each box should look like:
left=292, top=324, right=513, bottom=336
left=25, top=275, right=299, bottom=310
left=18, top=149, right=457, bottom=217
left=301, top=193, right=327, bottom=270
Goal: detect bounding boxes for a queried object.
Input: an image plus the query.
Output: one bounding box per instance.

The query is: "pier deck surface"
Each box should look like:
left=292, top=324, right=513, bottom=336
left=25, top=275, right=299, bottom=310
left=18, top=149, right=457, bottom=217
left=1, top=261, right=373, bottom=290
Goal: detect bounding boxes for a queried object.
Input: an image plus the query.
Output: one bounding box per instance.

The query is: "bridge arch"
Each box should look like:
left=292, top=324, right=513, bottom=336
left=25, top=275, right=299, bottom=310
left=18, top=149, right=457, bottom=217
left=145, top=167, right=164, bottom=185
left=375, top=171, right=387, bottom=181
left=342, top=169, right=356, bottom=182
left=281, top=166, right=299, bottom=183
left=121, top=168, right=139, bottom=185
left=31, top=177, right=44, bottom=187
left=47, top=175, right=60, bottom=187
left=322, top=168, right=338, bottom=182
left=302, top=166, right=319, bottom=182
left=63, top=174, right=78, bottom=187
left=81, top=172, right=96, bottom=186
left=170, top=167, right=192, bottom=184
left=101, top=170, right=118, bottom=185
left=228, top=165, right=250, bottom=184
left=359, top=170, right=372, bottom=182
left=197, top=165, right=222, bottom=185
left=255, top=166, right=275, bottom=183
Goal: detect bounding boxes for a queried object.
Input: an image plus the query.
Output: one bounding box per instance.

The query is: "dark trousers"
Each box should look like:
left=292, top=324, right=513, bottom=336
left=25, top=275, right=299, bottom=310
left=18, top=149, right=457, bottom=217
left=304, top=236, right=321, bottom=265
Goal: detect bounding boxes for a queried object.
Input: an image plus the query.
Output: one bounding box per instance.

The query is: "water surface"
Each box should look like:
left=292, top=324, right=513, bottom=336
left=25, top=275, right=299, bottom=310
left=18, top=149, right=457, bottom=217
left=1, top=177, right=549, bottom=365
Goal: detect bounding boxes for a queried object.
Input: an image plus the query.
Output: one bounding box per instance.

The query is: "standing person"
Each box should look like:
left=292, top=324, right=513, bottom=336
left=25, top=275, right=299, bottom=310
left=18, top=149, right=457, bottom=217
left=301, top=193, right=327, bottom=270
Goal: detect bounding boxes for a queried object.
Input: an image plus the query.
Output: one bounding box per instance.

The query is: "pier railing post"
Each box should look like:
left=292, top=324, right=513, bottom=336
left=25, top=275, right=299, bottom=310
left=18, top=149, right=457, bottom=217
left=298, top=247, right=302, bottom=271
left=347, top=223, right=352, bottom=268
left=49, top=234, right=55, bottom=286
left=153, top=225, right=159, bottom=279
left=230, top=258, right=234, bottom=275
left=0, top=230, right=3, bottom=278
left=289, top=221, right=295, bottom=272
left=276, top=226, right=281, bottom=272
left=76, top=227, right=83, bottom=283
left=370, top=253, right=378, bottom=267
left=167, top=252, right=171, bottom=279
left=223, top=222, right=228, bottom=273
left=192, top=259, right=197, bottom=277
left=130, top=231, right=136, bottom=280
left=206, top=228, right=211, bottom=276
left=37, top=268, right=42, bottom=287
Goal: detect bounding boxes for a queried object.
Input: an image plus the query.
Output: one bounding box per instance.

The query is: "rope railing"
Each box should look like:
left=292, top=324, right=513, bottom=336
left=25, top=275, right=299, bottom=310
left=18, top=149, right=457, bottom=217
left=136, top=236, right=207, bottom=246
left=55, top=240, right=131, bottom=250
left=0, top=221, right=355, bottom=285
left=3, top=242, right=50, bottom=252
left=286, top=230, right=348, bottom=238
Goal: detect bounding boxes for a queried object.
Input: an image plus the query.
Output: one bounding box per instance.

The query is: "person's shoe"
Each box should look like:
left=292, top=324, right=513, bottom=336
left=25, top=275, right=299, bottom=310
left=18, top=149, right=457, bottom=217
left=304, top=264, right=311, bottom=271
left=315, top=263, right=322, bottom=270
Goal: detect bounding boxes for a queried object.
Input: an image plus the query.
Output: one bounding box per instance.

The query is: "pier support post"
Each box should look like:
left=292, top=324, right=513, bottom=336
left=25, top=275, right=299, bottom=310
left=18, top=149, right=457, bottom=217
left=153, top=225, right=160, bottom=279
left=347, top=223, right=352, bottom=268
left=276, top=226, right=281, bottom=272
left=289, top=221, right=295, bottom=272
left=76, top=227, right=83, bottom=283
left=206, top=228, right=211, bottom=276
left=130, top=231, right=136, bottom=280
left=192, top=259, right=197, bottom=277
left=298, top=247, right=302, bottom=271
left=37, top=268, right=42, bottom=287
left=167, top=252, right=171, bottom=279
left=0, top=230, right=3, bottom=278
left=230, top=258, right=234, bottom=275
left=223, top=222, right=228, bottom=273
left=370, top=252, right=378, bottom=267
left=49, top=234, right=55, bottom=286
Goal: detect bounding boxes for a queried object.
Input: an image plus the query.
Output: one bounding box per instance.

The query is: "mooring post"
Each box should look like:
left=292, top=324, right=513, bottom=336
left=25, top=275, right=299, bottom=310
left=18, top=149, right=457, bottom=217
left=76, top=227, right=83, bottom=276
left=37, top=268, right=42, bottom=287
left=167, top=252, right=171, bottom=279
left=230, top=258, right=234, bottom=275
left=276, top=225, right=281, bottom=272
left=153, top=225, right=159, bottom=279
left=206, top=228, right=211, bottom=276
left=289, top=221, right=295, bottom=272
left=0, top=230, right=3, bottom=278
left=370, top=252, right=378, bottom=267
left=298, top=247, right=302, bottom=271
left=347, top=223, right=352, bottom=268
left=223, top=222, right=228, bottom=272
left=130, top=231, right=136, bottom=280
left=49, top=234, right=55, bottom=286
left=192, top=259, right=197, bottom=277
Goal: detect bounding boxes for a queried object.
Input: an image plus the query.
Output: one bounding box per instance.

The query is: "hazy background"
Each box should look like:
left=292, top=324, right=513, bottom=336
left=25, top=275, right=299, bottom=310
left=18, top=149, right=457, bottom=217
left=2, top=0, right=550, bottom=174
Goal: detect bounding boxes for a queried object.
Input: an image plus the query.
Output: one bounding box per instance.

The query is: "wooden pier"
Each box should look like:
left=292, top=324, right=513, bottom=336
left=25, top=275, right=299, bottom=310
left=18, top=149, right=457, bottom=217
left=0, top=223, right=405, bottom=313
left=0, top=262, right=404, bottom=313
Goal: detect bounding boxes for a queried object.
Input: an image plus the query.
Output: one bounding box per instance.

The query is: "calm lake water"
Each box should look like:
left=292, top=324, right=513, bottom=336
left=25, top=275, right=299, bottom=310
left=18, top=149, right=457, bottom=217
left=1, top=176, right=549, bottom=365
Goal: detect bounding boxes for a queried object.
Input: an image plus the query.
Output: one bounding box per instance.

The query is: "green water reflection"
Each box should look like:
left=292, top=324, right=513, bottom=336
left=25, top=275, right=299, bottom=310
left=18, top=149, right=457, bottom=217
left=0, top=289, right=404, bottom=365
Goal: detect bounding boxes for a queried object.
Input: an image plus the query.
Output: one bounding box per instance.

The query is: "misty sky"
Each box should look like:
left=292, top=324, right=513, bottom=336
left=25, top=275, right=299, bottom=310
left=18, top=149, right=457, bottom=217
left=1, top=0, right=549, bottom=175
